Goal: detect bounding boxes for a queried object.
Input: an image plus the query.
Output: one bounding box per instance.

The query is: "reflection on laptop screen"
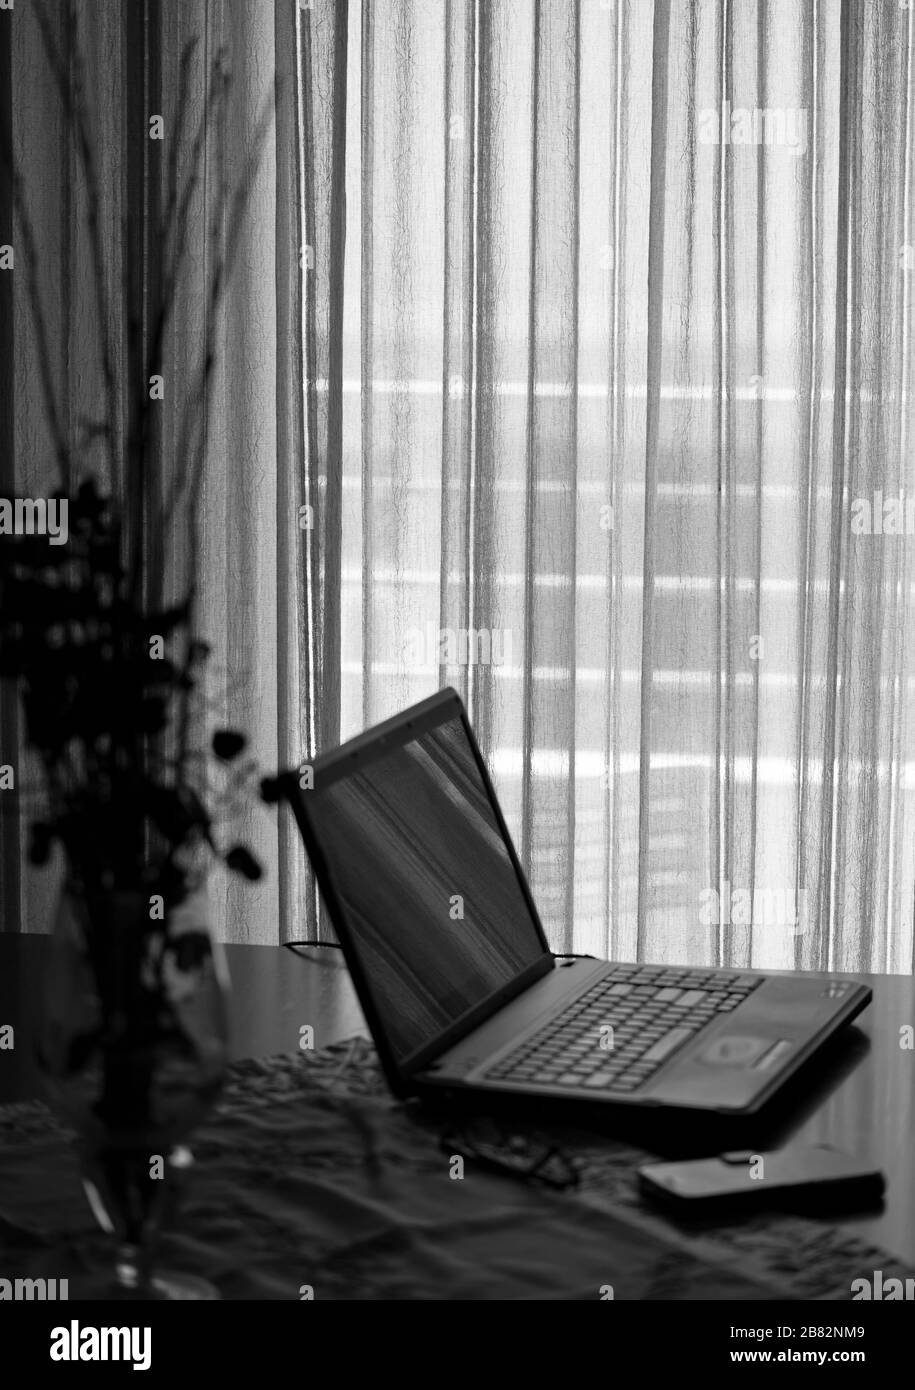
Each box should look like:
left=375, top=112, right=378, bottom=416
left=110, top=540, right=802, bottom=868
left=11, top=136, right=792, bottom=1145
left=308, top=716, right=547, bottom=1064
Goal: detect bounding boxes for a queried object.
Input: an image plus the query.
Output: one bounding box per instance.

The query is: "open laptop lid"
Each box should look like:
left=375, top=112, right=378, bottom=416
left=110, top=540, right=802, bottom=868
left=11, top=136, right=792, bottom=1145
left=285, top=688, right=554, bottom=1095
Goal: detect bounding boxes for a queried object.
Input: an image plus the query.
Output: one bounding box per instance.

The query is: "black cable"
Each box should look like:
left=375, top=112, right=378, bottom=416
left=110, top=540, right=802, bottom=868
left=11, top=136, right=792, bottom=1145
left=282, top=939, right=596, bottom=1181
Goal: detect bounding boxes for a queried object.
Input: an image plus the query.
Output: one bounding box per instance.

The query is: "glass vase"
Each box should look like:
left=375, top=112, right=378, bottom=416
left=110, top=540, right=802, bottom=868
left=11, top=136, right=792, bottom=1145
left=38, top=882, right=230, bottom=1299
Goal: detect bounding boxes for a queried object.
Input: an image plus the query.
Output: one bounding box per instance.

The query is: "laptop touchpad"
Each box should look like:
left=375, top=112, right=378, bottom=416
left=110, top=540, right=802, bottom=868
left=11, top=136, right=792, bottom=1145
left=698, top=1035, right=771, bottom=1067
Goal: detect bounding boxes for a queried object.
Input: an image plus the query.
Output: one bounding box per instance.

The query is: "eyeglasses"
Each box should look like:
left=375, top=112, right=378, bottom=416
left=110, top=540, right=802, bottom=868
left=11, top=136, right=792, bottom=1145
left=438, top=1117, right=580, bottom=1191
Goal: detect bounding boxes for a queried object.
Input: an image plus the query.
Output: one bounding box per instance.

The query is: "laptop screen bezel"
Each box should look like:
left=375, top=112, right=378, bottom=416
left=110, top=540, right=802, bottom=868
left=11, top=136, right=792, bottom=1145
left=285, top=688, right=554, bottom=1095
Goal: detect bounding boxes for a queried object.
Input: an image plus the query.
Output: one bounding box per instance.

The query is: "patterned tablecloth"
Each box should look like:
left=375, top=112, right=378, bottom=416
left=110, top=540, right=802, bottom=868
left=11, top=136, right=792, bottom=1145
left=0, top=1039, right=910, bottom=1300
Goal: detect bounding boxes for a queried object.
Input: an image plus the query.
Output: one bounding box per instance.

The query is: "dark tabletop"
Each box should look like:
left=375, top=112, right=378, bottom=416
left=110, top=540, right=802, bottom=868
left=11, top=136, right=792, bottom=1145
left=1, top=934, right=913, bottom=1267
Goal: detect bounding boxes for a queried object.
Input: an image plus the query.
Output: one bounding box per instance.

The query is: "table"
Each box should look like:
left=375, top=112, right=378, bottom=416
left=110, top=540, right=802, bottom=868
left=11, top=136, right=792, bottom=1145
left=1, top=935, right=913, bottom=1269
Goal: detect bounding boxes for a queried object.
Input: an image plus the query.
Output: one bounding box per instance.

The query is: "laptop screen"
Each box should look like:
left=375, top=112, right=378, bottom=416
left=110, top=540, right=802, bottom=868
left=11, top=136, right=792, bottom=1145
left=303, top=713, right=548, bottom=1066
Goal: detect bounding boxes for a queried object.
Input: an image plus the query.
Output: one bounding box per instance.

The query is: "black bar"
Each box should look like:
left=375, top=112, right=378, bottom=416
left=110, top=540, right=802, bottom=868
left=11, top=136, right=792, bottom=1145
left=0, top=1298, right=910, bottom=1379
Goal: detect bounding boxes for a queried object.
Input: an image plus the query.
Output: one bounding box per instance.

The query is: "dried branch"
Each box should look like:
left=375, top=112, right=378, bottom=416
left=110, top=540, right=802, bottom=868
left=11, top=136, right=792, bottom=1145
left=0, top=150, right=69, bottom=479
left=172, top=94, right=276, bottom=537
left=34, top=0, right=117, bottom=483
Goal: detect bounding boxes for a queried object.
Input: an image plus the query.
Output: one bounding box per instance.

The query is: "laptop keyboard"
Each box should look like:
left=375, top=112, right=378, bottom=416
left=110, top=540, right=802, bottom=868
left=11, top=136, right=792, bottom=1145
left=482, top=963, right=764, bottom=1095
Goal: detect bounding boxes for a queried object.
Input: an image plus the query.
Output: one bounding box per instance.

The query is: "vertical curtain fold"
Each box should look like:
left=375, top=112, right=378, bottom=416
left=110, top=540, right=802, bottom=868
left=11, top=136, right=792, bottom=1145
left=438, top=0, right=477, bottom=714
left=0, top=0, right=18, bottom=931
left=520, top=0, right=580, bottom=950
left=637, top=0, right=671, bottom=961
left=298, top=0, right=348, bottom=937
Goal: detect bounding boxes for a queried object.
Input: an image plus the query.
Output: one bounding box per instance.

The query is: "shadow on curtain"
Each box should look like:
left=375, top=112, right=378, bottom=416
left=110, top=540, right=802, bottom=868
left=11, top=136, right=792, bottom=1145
left=0, top=0, right=345, bottom=945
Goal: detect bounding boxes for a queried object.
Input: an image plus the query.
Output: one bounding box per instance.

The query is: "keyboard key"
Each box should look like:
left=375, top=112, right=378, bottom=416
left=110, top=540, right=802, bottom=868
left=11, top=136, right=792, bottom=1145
left=676, top=989, right=709, bottom=1008
left=642, top=1026, right=696, bottom=1064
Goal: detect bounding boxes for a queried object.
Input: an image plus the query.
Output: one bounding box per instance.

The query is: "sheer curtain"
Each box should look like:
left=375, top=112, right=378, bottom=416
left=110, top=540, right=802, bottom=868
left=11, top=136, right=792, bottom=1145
left=4, top=0, right=915, bottom=974
left=334, top=0, right=915, bottom=973
left=1, top=0, right=334, bottom=944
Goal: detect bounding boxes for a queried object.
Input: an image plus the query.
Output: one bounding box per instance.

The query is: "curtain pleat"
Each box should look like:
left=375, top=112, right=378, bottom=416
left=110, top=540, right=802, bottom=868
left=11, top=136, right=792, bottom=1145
left=521, top=0, right=580, bottom=952
left=298, top=0, right=348, bottom=938
left=0, top=2, right=17, bottom=932
left=438, top=0, right=476, bottom=714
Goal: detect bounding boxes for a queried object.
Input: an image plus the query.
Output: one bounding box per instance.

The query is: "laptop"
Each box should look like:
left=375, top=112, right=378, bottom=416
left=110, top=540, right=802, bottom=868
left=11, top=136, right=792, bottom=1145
left=285, top=687, right=871, bottom=1127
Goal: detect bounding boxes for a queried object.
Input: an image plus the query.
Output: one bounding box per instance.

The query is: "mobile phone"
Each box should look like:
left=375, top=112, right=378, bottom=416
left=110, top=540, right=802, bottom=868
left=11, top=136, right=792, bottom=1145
left=638, top=1144, right=884, bottom=1215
